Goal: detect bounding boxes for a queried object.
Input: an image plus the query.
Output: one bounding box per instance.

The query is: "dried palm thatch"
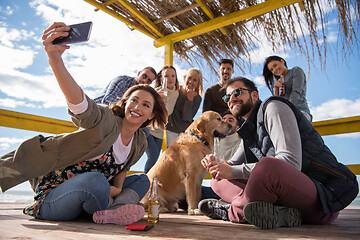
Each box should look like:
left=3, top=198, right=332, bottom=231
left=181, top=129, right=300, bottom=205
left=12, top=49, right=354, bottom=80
left=89, top=0, right=359, bottom=72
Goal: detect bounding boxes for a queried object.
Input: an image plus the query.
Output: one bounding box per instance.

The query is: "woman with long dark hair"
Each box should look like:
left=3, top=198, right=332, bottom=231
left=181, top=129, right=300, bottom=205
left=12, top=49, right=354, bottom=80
left=263, top=55, right=312, bottom=121
left=0, top=22, right=168, bottom=226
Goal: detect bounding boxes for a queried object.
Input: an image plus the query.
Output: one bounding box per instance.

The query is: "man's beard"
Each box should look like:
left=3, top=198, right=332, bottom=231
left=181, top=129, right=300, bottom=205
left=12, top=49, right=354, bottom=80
left=231, top=97, right=253, bottom=118
left=222, top=75, right=229, bottom=81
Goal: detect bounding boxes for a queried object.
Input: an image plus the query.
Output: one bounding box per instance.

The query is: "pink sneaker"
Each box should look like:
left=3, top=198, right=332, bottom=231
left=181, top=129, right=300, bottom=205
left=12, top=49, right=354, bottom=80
left=92, top=204, right=145, bottom=225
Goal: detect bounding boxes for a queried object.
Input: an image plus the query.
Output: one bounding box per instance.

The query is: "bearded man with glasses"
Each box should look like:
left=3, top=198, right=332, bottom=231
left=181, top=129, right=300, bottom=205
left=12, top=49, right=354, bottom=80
left=94, top=67, right=157, bottom=105
left=198, top=77, right=358, bottom=230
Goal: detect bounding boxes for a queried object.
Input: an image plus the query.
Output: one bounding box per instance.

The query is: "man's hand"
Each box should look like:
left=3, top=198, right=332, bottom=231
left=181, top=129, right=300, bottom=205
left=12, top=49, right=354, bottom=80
left=201, top=154, right=216, bottom=170
left=185, top=86, right=197, bottom=101
left=208, top=160, right=233, bottom=180
left=273, top=79, right=285, bottom=96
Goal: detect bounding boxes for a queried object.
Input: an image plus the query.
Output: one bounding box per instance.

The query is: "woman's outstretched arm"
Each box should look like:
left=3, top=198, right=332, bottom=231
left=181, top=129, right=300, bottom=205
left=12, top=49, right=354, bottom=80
left=42, top=22, right=83, bottom=105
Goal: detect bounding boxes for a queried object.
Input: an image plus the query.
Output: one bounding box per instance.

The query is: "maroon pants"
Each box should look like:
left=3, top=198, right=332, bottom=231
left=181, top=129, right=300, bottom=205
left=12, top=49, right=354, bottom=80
left=211, top=157, right=339, bottom=224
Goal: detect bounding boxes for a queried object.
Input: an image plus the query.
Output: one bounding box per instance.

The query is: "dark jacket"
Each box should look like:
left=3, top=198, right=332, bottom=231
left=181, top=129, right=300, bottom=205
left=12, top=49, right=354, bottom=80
left=238, top=96, right=358, bottom=214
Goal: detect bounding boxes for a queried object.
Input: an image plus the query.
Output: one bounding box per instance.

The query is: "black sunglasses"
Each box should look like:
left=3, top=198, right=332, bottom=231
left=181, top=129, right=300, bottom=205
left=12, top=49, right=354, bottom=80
left=222, top=88, right=252, bottom=103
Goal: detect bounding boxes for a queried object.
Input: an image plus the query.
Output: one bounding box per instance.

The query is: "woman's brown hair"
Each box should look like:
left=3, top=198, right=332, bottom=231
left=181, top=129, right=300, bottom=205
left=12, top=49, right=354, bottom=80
left=154, top=65, right=180, bottom=90
left=110, top=85, right=168, bottom=129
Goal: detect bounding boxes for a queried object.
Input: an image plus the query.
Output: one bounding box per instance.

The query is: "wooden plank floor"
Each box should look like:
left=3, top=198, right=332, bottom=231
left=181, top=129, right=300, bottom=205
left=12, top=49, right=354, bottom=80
left=1, top=203, right=359, bottom=240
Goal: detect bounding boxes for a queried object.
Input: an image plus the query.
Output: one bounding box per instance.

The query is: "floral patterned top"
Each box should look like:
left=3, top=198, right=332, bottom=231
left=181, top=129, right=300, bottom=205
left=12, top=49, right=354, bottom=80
left=23, top=147, right=124, bottom=219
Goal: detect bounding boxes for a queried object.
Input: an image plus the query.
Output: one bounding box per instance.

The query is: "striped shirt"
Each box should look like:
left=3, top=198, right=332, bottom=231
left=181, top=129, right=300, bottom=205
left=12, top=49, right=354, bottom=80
left=94, top=75, right=135, bottom=105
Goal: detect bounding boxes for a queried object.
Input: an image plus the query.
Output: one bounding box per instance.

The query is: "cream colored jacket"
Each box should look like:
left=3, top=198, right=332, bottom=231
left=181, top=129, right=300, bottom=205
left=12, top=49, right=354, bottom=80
left=0, top=95, right=147, bottom=192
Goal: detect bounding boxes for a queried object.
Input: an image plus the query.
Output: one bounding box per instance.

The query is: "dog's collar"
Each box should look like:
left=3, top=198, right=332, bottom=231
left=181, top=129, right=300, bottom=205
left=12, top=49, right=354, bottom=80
left=186, top=132, right=210, bottom=147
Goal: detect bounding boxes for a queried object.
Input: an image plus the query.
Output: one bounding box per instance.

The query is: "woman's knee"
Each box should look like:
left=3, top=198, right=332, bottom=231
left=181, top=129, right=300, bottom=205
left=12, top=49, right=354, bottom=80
left=139, top=174, right=150, bottom=189
left=133, top=174, right=150, bottom=198
left=75, top=172, right=110, bottom=196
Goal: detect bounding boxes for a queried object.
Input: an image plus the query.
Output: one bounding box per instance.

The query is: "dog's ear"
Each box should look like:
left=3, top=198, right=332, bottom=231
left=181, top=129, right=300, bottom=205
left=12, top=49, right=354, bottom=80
left=187, top=116, right=206, bottom=134
left=196, top=119, right=207, bottom=133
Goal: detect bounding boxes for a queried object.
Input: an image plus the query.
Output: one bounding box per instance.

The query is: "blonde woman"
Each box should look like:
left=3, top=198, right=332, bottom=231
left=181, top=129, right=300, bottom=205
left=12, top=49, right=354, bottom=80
left=166, top=67, right=204, bottom=147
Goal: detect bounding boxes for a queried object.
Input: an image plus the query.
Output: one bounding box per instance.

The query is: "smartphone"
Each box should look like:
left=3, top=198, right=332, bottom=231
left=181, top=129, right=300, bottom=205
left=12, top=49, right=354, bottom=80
left=125, top=222, right=154, bottom=231
left=53, top=21, right=93, bottom=45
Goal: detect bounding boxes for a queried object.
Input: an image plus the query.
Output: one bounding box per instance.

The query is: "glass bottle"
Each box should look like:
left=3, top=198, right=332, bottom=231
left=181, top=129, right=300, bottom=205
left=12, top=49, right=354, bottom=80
left=279, top=76, right=286, bottom=96
left=162, top=77, right=168, bottom=97
left=148, top=178, right=160, bottom=223
left=214, top=137, right=224, bottom=160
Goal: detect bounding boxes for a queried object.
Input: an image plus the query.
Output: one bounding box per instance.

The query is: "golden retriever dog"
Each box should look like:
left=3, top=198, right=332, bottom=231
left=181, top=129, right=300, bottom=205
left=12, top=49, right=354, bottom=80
left=141, top=111, right=232, bottom=215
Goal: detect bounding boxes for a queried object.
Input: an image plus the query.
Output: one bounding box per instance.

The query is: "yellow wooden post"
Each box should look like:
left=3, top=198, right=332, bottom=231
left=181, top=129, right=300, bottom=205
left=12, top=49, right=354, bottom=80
left=164, top=41, right=173, bottom=65
left=161, top=41, right=174, bottom=152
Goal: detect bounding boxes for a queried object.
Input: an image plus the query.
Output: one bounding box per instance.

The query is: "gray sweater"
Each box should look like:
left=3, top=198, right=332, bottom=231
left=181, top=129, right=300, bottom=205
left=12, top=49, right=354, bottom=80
left=167, top=89, right=201, bottom=133
left=228, top=101, right=302, bottom=179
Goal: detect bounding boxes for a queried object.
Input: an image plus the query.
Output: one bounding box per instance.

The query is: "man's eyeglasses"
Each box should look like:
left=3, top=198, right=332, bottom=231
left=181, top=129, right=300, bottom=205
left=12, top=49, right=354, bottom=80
left=222, top=88, right=252, bottom=103
left=140, top=73, right=153, bottom=84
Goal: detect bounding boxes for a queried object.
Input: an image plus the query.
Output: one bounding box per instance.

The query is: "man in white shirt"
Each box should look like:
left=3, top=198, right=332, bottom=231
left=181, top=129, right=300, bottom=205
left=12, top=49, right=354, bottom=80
left=214, top=110, right=242, bottom=161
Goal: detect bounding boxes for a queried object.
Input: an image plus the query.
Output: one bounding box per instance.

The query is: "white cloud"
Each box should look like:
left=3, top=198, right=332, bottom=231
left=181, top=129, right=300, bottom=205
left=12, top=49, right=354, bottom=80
left=0, top=98, right=38, bottom=108
left=0, top=26, right=35, bottom=48
left=311, top=98, right=360, bottom=121
left=0, top=45, right=36, bottom=71
left=0, top=6, right=14, bottom=17
left=0, top=72, right=65, bottom=108
left=0, top=137, right=29, bottom=150
left=337, top=132, right=360, bottom=139
left=30, top=0, right=169, bottom=85
left=0, top=0, right=174, bottom=109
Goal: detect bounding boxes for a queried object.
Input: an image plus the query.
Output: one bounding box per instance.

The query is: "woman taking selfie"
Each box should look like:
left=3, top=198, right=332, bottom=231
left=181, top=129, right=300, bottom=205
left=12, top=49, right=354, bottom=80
left=0, top=22, right=167, bottom=225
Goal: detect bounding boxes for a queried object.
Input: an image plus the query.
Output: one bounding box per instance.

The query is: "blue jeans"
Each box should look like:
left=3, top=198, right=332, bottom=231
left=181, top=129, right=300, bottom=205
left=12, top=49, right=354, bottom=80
left=201, top=186, right=220, bottom=200
left=40, top=172, right=149, bottom=221
left=144, top=134, right=163, bottom=173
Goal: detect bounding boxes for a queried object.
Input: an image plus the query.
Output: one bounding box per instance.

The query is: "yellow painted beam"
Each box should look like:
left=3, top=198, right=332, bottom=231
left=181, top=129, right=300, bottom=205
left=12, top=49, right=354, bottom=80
left=1, top=108, right=359, bottom=175
left=154, top=3, right=198, bottom=24
left=164, top=42, right=173, bottom=65
left=346, top=164, right=360, bottom=175
left=0, top=109, right=77, bottom=134
left=116, top=0, right=164, bottom=37
left=154, top=0, right=303, bottom=47
left=1, top=109, right=360, bottom=137
left=194, top=0, right=227, bottom=35
left=312, top=116, right=360, bottom=136
left=104, top=0, right=117, bottom=6
left=299, top=0, right=305, bottom=11
left=83, top=0, right=156, bottom=39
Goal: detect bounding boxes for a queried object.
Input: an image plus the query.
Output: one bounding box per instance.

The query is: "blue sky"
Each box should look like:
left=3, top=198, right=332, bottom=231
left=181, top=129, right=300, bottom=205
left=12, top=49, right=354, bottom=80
left=0, top=0, right=360, bottom=192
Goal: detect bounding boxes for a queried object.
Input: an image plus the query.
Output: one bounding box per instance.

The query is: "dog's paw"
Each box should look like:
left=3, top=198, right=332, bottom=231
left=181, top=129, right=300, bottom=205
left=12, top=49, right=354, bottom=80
left=159, top=206, right=170, bottom=213
left=188, top=208, right=202, bottom=215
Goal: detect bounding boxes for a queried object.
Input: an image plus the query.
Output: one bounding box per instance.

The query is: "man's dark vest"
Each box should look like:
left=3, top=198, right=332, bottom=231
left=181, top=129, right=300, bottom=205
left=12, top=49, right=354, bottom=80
left=238, top=96, right=358, bottom=214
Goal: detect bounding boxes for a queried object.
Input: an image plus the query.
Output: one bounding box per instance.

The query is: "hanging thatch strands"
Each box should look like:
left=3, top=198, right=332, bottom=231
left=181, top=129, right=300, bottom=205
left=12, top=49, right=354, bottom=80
left=85, top=0, right=359, bottom=72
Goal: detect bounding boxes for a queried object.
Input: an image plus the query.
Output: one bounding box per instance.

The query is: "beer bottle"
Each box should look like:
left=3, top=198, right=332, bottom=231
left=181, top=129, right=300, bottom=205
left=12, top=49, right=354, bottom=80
left=148, top=178, right=160, bottom=223
left=279, top=76, right=286, bottom=96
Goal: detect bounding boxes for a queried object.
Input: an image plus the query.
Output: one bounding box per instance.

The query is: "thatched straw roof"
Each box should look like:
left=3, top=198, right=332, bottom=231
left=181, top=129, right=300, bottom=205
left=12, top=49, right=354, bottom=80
left=87, top=0, right=359, bottom=72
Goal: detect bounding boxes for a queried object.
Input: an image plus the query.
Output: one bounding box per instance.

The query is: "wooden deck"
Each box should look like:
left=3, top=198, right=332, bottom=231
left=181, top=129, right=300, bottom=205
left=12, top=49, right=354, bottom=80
left=1, top=203, right=359, bottom=240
